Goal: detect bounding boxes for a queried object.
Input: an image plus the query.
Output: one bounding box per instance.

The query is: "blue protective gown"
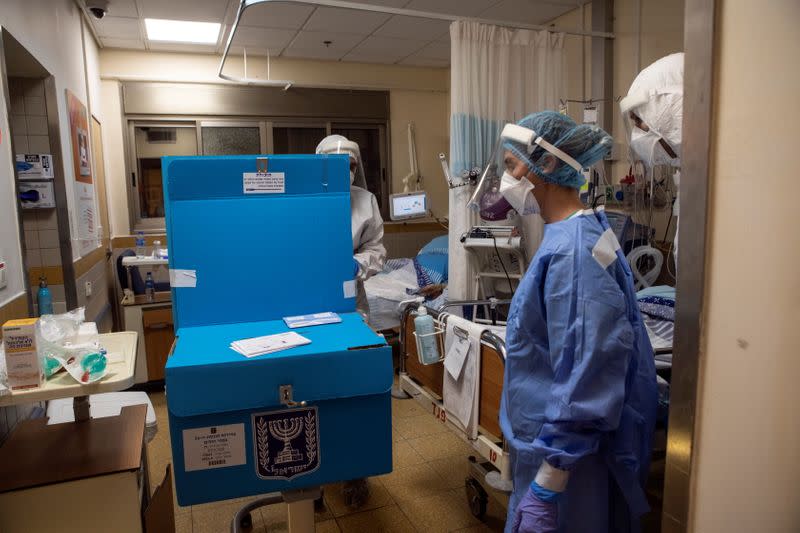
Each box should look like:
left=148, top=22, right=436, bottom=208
left=500, top=208, right=658, bottom=533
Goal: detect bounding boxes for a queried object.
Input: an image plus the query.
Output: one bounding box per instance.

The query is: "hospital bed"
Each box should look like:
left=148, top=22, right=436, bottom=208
left=398, top=300, right=511, bottom=519
left=365, top=236, right=449, bottom=332
left=398, top=296, right=675, bottom=522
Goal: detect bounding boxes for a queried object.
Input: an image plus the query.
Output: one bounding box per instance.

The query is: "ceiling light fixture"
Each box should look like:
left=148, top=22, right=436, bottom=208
left=144, top=18, right=221, bottom=44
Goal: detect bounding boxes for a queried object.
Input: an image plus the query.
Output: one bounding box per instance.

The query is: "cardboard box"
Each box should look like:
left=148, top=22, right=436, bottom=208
left=166, top=315, right=392, bottom=505
left=15, top=154, right=54, bottom=179
left=2, top=318, right=44, bottom=391
left=163, top=155, right=393, bottom=506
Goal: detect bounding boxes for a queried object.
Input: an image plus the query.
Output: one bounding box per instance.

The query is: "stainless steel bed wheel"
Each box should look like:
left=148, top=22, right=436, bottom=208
left=465, top=476, right=489, bottom=519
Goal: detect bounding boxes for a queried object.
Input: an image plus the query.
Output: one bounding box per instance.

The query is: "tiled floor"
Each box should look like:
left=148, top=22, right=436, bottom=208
left=146, top=390, right=507, bottom=533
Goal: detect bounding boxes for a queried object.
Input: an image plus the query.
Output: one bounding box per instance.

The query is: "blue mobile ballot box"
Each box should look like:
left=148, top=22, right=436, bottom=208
left=162, top=155, right=393, bottom=506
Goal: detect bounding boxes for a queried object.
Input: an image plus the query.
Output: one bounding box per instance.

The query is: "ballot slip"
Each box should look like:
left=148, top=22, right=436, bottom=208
left=282, top=312, right=342, bottom=329
left=230, top=331, right=311, bottom=358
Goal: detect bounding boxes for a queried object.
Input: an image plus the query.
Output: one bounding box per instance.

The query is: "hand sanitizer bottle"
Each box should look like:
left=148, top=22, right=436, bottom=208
left=414, top=307, right=440, bottom=364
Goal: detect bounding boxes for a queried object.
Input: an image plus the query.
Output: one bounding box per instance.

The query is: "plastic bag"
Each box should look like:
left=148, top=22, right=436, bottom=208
left=55, top=347, right=108, bottom=384
left=37, top=308, right=103, bottom=382
left=38, top=307, right=85, bottom=376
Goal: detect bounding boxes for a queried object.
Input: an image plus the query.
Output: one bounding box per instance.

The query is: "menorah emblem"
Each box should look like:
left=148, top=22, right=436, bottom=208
left=253, top=407, right=320, bottom=480
left=269, top=417, right=303, bottom=464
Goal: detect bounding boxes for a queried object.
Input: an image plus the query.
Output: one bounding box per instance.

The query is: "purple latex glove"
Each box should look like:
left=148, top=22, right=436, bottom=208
left=511, top=487, right=558, bottom=533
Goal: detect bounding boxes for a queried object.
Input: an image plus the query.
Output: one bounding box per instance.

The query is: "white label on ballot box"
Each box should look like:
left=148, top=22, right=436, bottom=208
left=183, top=423, right=246, bottom=471
left=243, top=172, right=285, bottom=194
left=343, top=280, right=356, bottom=298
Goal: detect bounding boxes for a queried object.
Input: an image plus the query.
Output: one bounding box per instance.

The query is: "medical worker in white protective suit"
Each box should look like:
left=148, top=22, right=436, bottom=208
left=620, top=53, right=683, bottom=264
left=316, top=135, right=387, bottom=319
left=315, top=134, right=385, bottom=509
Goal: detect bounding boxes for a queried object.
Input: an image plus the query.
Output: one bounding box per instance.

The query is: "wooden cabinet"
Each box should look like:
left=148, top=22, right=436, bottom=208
left=142, top=306, right=174, bottom=381
left=0, top=406, right=152, bottom=533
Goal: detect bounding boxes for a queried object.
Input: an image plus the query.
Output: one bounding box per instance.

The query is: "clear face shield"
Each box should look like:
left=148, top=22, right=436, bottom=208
left=317, top=137, right=366, bottom=189
left=620, top=92, right=680, bottom=173
left=467, top=123, right=584, bottom=217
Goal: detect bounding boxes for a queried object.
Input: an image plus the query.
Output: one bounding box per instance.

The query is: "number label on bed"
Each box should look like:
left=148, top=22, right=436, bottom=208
left=431, top=402, right=447, bottom=423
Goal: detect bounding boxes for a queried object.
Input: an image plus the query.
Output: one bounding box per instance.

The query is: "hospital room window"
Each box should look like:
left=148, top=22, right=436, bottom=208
left=201, top=123, right=263, bottom=155
left=272, top=125, right=327, bottom=154
left=332, top=124, right=388, bottom=215
left=131, top=124, right=197, bottom=225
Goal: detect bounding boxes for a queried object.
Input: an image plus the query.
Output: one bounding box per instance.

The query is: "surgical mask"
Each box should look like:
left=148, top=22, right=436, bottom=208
left=499, top=171, right=539, bottom=215
left=349, top=170, right=355, bottom=184
left=630, top=128, right=679, bottom=169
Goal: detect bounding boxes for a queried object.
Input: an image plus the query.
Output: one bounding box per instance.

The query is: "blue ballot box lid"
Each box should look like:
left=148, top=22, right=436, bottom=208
left=166, top=313, right=392, bottom=417
left=162, top=154, right=355, bottom=330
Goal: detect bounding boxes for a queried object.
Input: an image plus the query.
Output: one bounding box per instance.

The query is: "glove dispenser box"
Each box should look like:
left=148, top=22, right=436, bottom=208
left=162, top=155, right=393, bottom=506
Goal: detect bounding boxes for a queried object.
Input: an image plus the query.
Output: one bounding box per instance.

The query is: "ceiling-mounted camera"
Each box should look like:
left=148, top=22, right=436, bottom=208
left=85, top=0, right=110, bottom=19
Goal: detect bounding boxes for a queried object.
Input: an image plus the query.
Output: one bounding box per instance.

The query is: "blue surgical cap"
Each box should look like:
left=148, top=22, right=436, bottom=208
left=502, top=111, right=613, bottom=189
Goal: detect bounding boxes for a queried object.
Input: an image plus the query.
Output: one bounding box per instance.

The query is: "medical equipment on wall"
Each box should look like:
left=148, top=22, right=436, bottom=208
left=389, top=191, right=428, bottom=221
left=439, top=152, right=477, bottom=190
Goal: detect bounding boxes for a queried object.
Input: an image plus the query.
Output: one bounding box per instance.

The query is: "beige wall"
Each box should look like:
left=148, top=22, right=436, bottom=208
left=549, top=5, right=592, bottom=121
left=98, top=50, right=450, bottom=235
left=690, top=0, right=800, bottom=530
left=389, top=90, right=450, bottom=219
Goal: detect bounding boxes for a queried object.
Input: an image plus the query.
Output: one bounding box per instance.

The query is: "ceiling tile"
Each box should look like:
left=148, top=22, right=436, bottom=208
left=105, top=0, right=139, bottom=18
left=343, top=35, right=424, bottom=64
left=374, top=15, right=450, bottom=41
left=282, top=46, right=347, bottom=61
left=236, top=2, right=316, bottom=29
left=403, top=0, right=497, bottom=17
left=94, top=16, right=142, bottom=39
left=412, top=40, right=450, bottom=60
left=139, top=0, right=228, bottom=22
left=231, top=26, right=296, bottom=51
left=398, top=56, right=449, bottom=68
left=285, top=30, right=365, bottom=52
left=481, top=0, right=574, bottom=25
left=303, top=7, right=391, bottom=35
left=227, top=45, right=273, bottom=57
left=100, top=37, right=146, bottom=50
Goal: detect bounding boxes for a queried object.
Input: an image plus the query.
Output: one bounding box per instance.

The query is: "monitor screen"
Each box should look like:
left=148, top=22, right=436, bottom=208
left=390, top=192, right=427, bottom=221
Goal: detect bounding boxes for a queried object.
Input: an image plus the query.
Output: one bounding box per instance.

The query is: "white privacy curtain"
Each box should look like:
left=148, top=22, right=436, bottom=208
left=448, top=21, right=566, bottom=302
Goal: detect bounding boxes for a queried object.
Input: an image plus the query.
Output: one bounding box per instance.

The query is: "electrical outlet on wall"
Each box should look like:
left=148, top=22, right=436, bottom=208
left=85, top=281, right=92, bottom=297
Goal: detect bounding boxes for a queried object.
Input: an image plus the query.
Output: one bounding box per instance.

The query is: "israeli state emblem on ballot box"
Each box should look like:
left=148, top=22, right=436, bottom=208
left=162, top=155, right=393, bottom=506
left=254, top=407, right=319, bottom=480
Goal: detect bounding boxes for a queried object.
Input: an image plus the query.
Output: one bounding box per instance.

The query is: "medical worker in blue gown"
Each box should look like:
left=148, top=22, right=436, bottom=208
left=496, top=111, right=658, bottom=533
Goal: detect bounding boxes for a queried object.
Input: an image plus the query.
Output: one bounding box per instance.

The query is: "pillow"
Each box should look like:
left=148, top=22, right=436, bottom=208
left=415, top=235, right=449, bottom=285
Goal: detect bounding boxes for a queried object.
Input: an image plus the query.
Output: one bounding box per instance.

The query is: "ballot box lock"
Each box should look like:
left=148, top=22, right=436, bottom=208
left=279, top=385, right=307, bottom=408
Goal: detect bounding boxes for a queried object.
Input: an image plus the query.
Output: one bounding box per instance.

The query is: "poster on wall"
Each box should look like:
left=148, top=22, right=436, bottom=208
left=66, top=90, right=98, bottom=255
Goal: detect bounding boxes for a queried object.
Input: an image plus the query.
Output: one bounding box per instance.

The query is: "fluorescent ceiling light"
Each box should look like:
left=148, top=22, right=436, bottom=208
left=145, top=18, right=221, bottom=44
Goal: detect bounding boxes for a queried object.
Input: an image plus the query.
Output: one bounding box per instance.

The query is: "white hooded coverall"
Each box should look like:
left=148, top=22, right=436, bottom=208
left=316, top=135, right=386, bottom=318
